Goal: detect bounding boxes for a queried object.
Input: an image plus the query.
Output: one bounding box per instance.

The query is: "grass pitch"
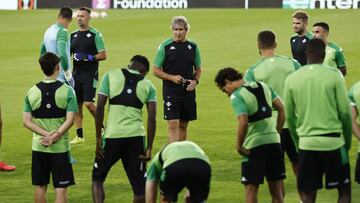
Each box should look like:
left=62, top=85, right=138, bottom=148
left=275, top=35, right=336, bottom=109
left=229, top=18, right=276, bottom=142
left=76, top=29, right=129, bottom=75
left=0, top=8, right=360, bottom=202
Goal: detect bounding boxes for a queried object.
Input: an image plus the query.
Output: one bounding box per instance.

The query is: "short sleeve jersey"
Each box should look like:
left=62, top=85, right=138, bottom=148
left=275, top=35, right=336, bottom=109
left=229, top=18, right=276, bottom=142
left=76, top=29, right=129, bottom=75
left=230, top=82, right=280, bottom=150
left=323, top=42, right=346, bottom=70
left=245, top=55, right=301, bottom=128
left=23, top=80, right=78, bottom=153
left=71, top=27, right=106, bottom=75
left=147, top=141, right=210, bottom=182
left=290, top=31, right=313, bottom=66
left=98, top=68, right=157, bottom=138
left=153, top=38, right=201, bottom=97
left=349, top=81, right=360, bottom=152
left=284, top=64, right=351, bottom=151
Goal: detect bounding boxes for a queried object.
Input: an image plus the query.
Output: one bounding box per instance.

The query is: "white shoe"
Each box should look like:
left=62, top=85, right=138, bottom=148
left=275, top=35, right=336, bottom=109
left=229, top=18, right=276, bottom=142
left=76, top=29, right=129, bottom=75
left=70, top=136, right=85, bottom=144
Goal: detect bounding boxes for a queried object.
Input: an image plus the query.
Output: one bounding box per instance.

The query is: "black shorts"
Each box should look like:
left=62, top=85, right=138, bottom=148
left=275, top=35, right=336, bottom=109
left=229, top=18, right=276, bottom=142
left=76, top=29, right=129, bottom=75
left=355, top=153, right=360, bottom=184
left=74, top=71, right=98, bottom=103
left=160, top=158, right=211, bottom=203
left=241, top=143, right=285, bottom=185
left=280, top=128, right=299, bottom=163
left=297, top=147, right=350, bottom=192
left=163, top=95, right=196, bottom=121
left=32, top=151, right=75, bottom=188
left=92, top=136, right=146, bottom=195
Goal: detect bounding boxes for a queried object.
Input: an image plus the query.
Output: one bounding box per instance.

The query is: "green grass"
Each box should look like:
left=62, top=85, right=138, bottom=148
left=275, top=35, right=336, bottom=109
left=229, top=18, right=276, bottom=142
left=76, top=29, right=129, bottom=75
left=0, top=8, right=360, bottom=202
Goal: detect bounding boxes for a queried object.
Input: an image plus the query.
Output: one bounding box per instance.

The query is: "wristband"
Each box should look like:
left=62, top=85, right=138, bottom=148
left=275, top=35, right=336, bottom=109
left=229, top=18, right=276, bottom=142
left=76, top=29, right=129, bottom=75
left=194, top=79, right=199, bottom=84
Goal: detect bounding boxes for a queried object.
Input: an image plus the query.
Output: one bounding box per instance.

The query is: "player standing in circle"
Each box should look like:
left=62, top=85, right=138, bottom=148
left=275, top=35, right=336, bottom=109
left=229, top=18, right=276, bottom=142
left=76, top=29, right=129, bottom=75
left=70, top=7, right=107, bottom=144
left=153, top=16, right=202, bottom=142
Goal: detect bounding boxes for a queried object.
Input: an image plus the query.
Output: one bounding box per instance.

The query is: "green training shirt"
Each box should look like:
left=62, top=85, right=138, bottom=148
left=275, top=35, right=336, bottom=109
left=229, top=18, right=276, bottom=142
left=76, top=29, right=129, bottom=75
left=230, top=81, right=280, bottom=150
left=323, top=42, right=346, bottom=70
left=98, top=68, right=157, bottom=138
left=349, top=81, right=360, bottom=152
left=245, top=55, right=301, bottom=128
left=284, top=64, right=352, bottom=151
left=24, top=80, right=78, bottom=153
left=147, top=141, right=210, bottom=182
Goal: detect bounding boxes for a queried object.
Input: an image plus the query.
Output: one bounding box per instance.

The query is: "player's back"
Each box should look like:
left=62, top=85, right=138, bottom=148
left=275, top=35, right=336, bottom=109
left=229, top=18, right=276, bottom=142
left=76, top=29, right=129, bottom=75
left=286, top=64, right=345, bottom=137
left=245, top=55, right=301, bottom=99
left=43, top=24, right=61, bottom=54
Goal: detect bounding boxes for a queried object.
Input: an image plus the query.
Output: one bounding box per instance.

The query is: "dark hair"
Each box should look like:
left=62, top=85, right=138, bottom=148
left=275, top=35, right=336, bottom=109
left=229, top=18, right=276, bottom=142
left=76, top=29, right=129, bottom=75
left=306, top=38, right=326, bottom=60
left=215, top=67, right=243, bottom=87
left=130, top=55, right=150, bottom=73
left=258, top=30, right=276, bottom=49
left=292, top=10, right=309, bottom=22
left=58, top=6, right=73, bottom=19
left=79, top=7, right=91, bottom=14
left=39, top=53, right=60, bottom=76
left=313, top=22, right=329, bottom=32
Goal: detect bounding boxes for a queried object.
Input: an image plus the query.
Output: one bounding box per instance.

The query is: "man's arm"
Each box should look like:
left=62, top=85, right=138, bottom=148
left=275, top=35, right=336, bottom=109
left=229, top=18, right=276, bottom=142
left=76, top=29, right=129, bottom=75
left=95, top=94, right=107, bottom=159
left=186, top=67, right=201, bottom=92
left=339, top=67, right=347, bottom=77
left=351, top=106, right=360, bottom=141
left=153, top=66, right=183, bottom=85
left=335, top=75, right=352, bottom=150
left=236, top=115, right=250, bottom=156
left=284, top=79, right=299, bottom=149
left=41, top=111, right=76, bottom=146
left=94, top=50, right=107, bottom=61
left=145, top=181, right=158, bottom=203
left=140, top=101, right=156, bottom=162
left=272, top=97, right=285, bottom=134
left=57, top=30, right=70, bottom=72
left=23, top=112, right=51, bottom=137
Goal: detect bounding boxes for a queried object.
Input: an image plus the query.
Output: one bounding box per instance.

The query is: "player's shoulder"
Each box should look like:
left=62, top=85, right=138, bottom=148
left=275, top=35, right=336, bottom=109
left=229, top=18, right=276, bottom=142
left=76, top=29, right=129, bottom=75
left=328, top=42, right=343, bottom=51
left=274, top=54, right=299, bottom=63
left=89, top=27, right=103, bottom=36
left=187, top=38, right=198, bottom=46
left=249, top=58, right=265, bottom=70
left=70, top=29, right=80, bottom=36
left=159, top=37, right=173, bottom=46
left=305, top=31, right=314, bottom=39
left=290, top=33, right=298, bottom=39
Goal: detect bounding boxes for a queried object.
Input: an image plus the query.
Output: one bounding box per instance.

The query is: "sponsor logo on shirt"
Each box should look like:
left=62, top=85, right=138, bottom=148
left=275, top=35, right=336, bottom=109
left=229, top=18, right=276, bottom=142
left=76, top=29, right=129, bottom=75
left=187, top=44, right=192, bottom=50
left=86, top=33, right=92, bottom=38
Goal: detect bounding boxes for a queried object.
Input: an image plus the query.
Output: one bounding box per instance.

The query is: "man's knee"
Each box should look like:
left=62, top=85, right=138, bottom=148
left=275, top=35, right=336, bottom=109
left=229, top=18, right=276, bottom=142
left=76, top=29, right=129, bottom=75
left=179, top=121, right=189, bottom=129
left=168, top=120, right=180, bottom=129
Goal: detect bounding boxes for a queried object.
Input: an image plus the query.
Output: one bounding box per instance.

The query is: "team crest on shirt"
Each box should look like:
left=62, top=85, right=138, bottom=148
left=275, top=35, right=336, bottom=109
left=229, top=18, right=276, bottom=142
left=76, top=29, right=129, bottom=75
left=74, top=34, right=78, bottom=38
left=302, top=38, right=307, bottom=43
left=86, top=33, right=92, bottom=38
left=170, top=46, right=176, bottom=50
left=187, top=44, right=192, bottom=50
left=292, top=39, right=295, bottom=43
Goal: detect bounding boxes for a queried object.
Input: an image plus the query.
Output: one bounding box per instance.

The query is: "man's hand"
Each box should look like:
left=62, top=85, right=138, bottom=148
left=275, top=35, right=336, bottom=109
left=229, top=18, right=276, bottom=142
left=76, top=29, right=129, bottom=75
left=74, top=52, right=95, bottom=62
left=64, top=71, right=75, bottom=88
left=170, top=75, right=184, bottom=85
left=236, top=146, right=250, bottom=156
left=139, top=148, right=152, bottom=162
left=95, top=137, right=104, bottom=159
left=40, top=131, right=59, bottom=147
left=186, top=79, right=197, bottom=91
